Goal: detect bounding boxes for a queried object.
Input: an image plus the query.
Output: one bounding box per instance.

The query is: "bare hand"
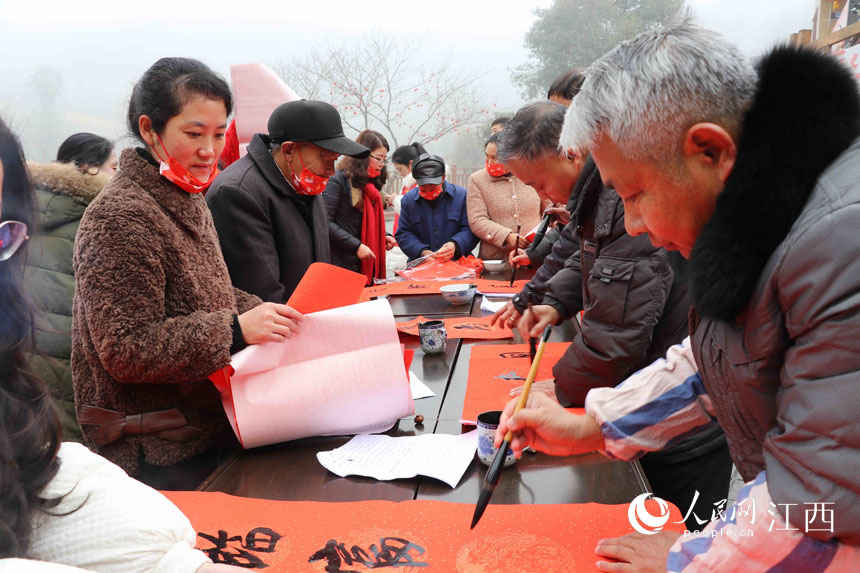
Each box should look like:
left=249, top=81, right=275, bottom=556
left=504, top=233, right=530, bottom=250
left=238, top=303, right=303, bottom=344
left=385, top=235, right=397, bottom=250
left=545, top=205, right=571, bottom=226
left=357, top=244, right=377, bottom=261
left=434, top=241, right=457, bottom=261
left=509, top=248, right=531, bottom=266
left=490, top=300, right=521, bottom=328
left=510, top=378, right=557, bottom=399
left=518, top=304, right=559, bottom=340
left=494, top=392, right=604, bottom=457
left=595, top=531, right=680, bottom=572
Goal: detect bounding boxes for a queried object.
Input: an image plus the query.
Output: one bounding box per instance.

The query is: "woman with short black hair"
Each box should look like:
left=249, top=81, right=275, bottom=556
left=25, top=132, right=116, bottom=442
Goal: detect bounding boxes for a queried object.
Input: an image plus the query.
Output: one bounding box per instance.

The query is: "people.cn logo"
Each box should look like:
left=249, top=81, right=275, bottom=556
left=627, top=493, right=671, bottom=535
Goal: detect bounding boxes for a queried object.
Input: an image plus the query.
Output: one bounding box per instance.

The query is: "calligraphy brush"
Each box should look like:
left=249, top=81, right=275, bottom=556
left=509, top=224, right=522, bottom=287
left=526, top=302, right=537, bottom=364
left=471, top=324, right=552, bottom=529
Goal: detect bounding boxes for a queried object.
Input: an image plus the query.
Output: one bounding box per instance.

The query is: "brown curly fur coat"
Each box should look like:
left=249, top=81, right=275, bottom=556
left=71, top=148, right=261, bottom=475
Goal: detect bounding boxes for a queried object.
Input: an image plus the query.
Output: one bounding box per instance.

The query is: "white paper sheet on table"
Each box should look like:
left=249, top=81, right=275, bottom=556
left=480, top=297, right=512, bottom=314
left=409, top=371, right=435, bottom=399
left=317, top=430, right=478, bottom=488
left=223, top=299, right=414, bottom=448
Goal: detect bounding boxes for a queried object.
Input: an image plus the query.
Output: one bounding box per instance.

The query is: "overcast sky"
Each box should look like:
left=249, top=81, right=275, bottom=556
left=0, top=0, right=816, bottom=161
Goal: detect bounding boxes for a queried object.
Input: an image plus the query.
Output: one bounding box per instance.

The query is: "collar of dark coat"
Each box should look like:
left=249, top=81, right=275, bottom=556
left=118, top=148, right=209, bottom=239
left=247, top=134, right=302, bottom=197
left=690, top=45, right=860, bottom=321
left=27, top=160, right=110, bottom=203
left=570, top=154, right=617, bottom=239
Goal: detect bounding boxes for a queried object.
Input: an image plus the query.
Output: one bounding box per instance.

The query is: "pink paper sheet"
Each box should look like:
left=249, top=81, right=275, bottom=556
left=230, top=63, right=301, bottom=157
left=225, top=300, right=414, bottom=448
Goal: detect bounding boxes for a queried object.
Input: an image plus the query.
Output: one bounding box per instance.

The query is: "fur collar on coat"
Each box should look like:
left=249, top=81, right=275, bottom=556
left=28, top=160, right=110, bottom=203
left=690, top=46, right=860, bottom=321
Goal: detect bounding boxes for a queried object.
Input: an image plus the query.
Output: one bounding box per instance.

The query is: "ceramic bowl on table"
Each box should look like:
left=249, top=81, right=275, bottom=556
left=482, top=259, right=505, bottom=273
left=439, top=283, right=477, bottom=305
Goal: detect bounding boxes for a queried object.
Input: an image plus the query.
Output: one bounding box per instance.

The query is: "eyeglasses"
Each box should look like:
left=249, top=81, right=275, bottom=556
left=0, top=220, right=29, bottom=261
left=369, top=153, right=389, bottom=165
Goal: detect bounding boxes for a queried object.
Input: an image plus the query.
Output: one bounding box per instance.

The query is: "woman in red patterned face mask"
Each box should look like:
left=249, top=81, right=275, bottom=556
left=323, top=130, right=398, bottom=285
left=465, top=132, right=548, bottom=263
left=72, top=58, right=306, bottom=490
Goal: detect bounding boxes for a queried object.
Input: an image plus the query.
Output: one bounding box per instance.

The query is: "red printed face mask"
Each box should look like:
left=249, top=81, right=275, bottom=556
left=367, top=164, right=382, bottom=178
left=418, top=184, right=443, bottom=201
left=292, top=144, right=329, bottom=195
left=486, top=159, right=508, bottom=178
left=153, top=134, right=219, bottom=194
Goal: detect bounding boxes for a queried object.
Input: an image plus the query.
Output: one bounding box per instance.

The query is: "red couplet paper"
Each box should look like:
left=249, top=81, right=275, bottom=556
left=397, top=315, right=513, bottom=340
left=462, top=343, right=585, bottom=422
left=162, top=492, right=684, bottom=572
left=360, top=279, right=530, bottom=302
left=395, top=259, right=476, bottom=281
left=286, top=262, right=367, bottom=314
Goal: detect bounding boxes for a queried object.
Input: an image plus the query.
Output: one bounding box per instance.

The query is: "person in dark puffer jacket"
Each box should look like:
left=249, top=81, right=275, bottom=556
left=25, top=133, right=115, bottom=443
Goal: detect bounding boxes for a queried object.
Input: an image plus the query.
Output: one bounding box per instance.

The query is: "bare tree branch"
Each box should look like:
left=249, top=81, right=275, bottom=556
left=271, top=32, right=495, bottom=149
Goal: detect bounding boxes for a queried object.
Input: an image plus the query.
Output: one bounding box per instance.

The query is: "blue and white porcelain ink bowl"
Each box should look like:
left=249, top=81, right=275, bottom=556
left=418, top=320, right=447, bottom=354
left=439, top=283, right=476, bottom=305
left=476, top=410, right=516, bottom=467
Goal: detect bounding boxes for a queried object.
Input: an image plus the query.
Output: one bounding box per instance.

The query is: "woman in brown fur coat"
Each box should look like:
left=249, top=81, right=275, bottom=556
left=72, top=58, right=303, bottom=489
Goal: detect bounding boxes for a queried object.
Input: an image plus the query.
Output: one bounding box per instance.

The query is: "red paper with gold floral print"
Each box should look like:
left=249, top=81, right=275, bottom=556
left=162, top=492, right=684, bottom=572
left=360, top=279, right=530, bottom=301
left=462, top=343, right=585, bottom=422
left=396, top=315, right=513, bottom=340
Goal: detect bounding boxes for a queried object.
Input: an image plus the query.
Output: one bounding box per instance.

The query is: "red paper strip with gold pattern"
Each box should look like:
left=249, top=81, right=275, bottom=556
left=162, top=492, right=684, bottom=572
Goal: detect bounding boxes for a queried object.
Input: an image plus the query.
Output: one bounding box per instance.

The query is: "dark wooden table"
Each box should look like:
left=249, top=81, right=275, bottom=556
left=387, top=293, right=476, bottom=317
left=197, top=331, right=463, bottom=501
left=417, top=336, right=649, bottom=505
left=199, top=282, right=648, bottom=505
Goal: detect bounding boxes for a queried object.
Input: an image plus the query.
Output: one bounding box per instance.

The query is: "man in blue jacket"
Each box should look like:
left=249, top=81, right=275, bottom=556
left=395, top=153, right=478, bottom=261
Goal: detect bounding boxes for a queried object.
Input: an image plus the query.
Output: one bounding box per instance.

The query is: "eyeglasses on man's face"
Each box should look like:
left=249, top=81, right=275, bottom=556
left=0, top=220, right=29, bottom=261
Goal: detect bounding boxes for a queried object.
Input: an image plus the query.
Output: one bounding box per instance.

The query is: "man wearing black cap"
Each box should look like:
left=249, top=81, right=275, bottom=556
left=207, top=100, right=369, bottom=302
left=395, top=153, right=478, bottom=261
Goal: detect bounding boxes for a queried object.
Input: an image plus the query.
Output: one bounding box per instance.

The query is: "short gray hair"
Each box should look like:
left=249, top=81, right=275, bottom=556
left=497, top=101, right=568, bottom=163
left=560, top=18, right=757, bottom=163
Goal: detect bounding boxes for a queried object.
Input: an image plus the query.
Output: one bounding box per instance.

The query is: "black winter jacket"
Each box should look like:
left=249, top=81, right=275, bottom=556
left=541, top=156, right=691, bottom=405
left=207, top=135, right=330, bottom=303
left=323, top=170, right=365, bottom=274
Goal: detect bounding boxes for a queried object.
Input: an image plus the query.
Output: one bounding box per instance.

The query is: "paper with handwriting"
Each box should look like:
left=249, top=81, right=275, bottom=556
left=317, top=431, right=477, bottom=488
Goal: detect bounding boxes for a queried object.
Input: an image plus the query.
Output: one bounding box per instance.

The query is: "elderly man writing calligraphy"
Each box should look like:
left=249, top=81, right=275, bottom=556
left=497, top=19, right=860, bottom=571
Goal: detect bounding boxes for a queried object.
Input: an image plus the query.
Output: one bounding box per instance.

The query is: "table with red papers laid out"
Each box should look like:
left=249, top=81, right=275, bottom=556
left=199, top=266, right=649, bottom=508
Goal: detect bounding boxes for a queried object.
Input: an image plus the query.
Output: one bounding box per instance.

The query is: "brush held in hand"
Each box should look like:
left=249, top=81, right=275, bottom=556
left=509, top=224, right=522, bottom=287
left=470, top=325, right=552, bottom=529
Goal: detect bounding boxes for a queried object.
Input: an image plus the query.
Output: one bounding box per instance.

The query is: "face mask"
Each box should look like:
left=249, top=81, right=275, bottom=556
left=152, top=134, right=219, bottom=194
left=291, top=144, right=329, bottom=195
left=486, top=159, right=508, bottom=178
left=367, top=164, right=382, bottom=178
left=418, top=184, right=443, bottom=201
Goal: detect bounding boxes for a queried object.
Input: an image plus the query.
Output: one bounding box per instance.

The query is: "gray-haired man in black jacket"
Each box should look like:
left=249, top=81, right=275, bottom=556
left=491, top=101, right=731, bottom=531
